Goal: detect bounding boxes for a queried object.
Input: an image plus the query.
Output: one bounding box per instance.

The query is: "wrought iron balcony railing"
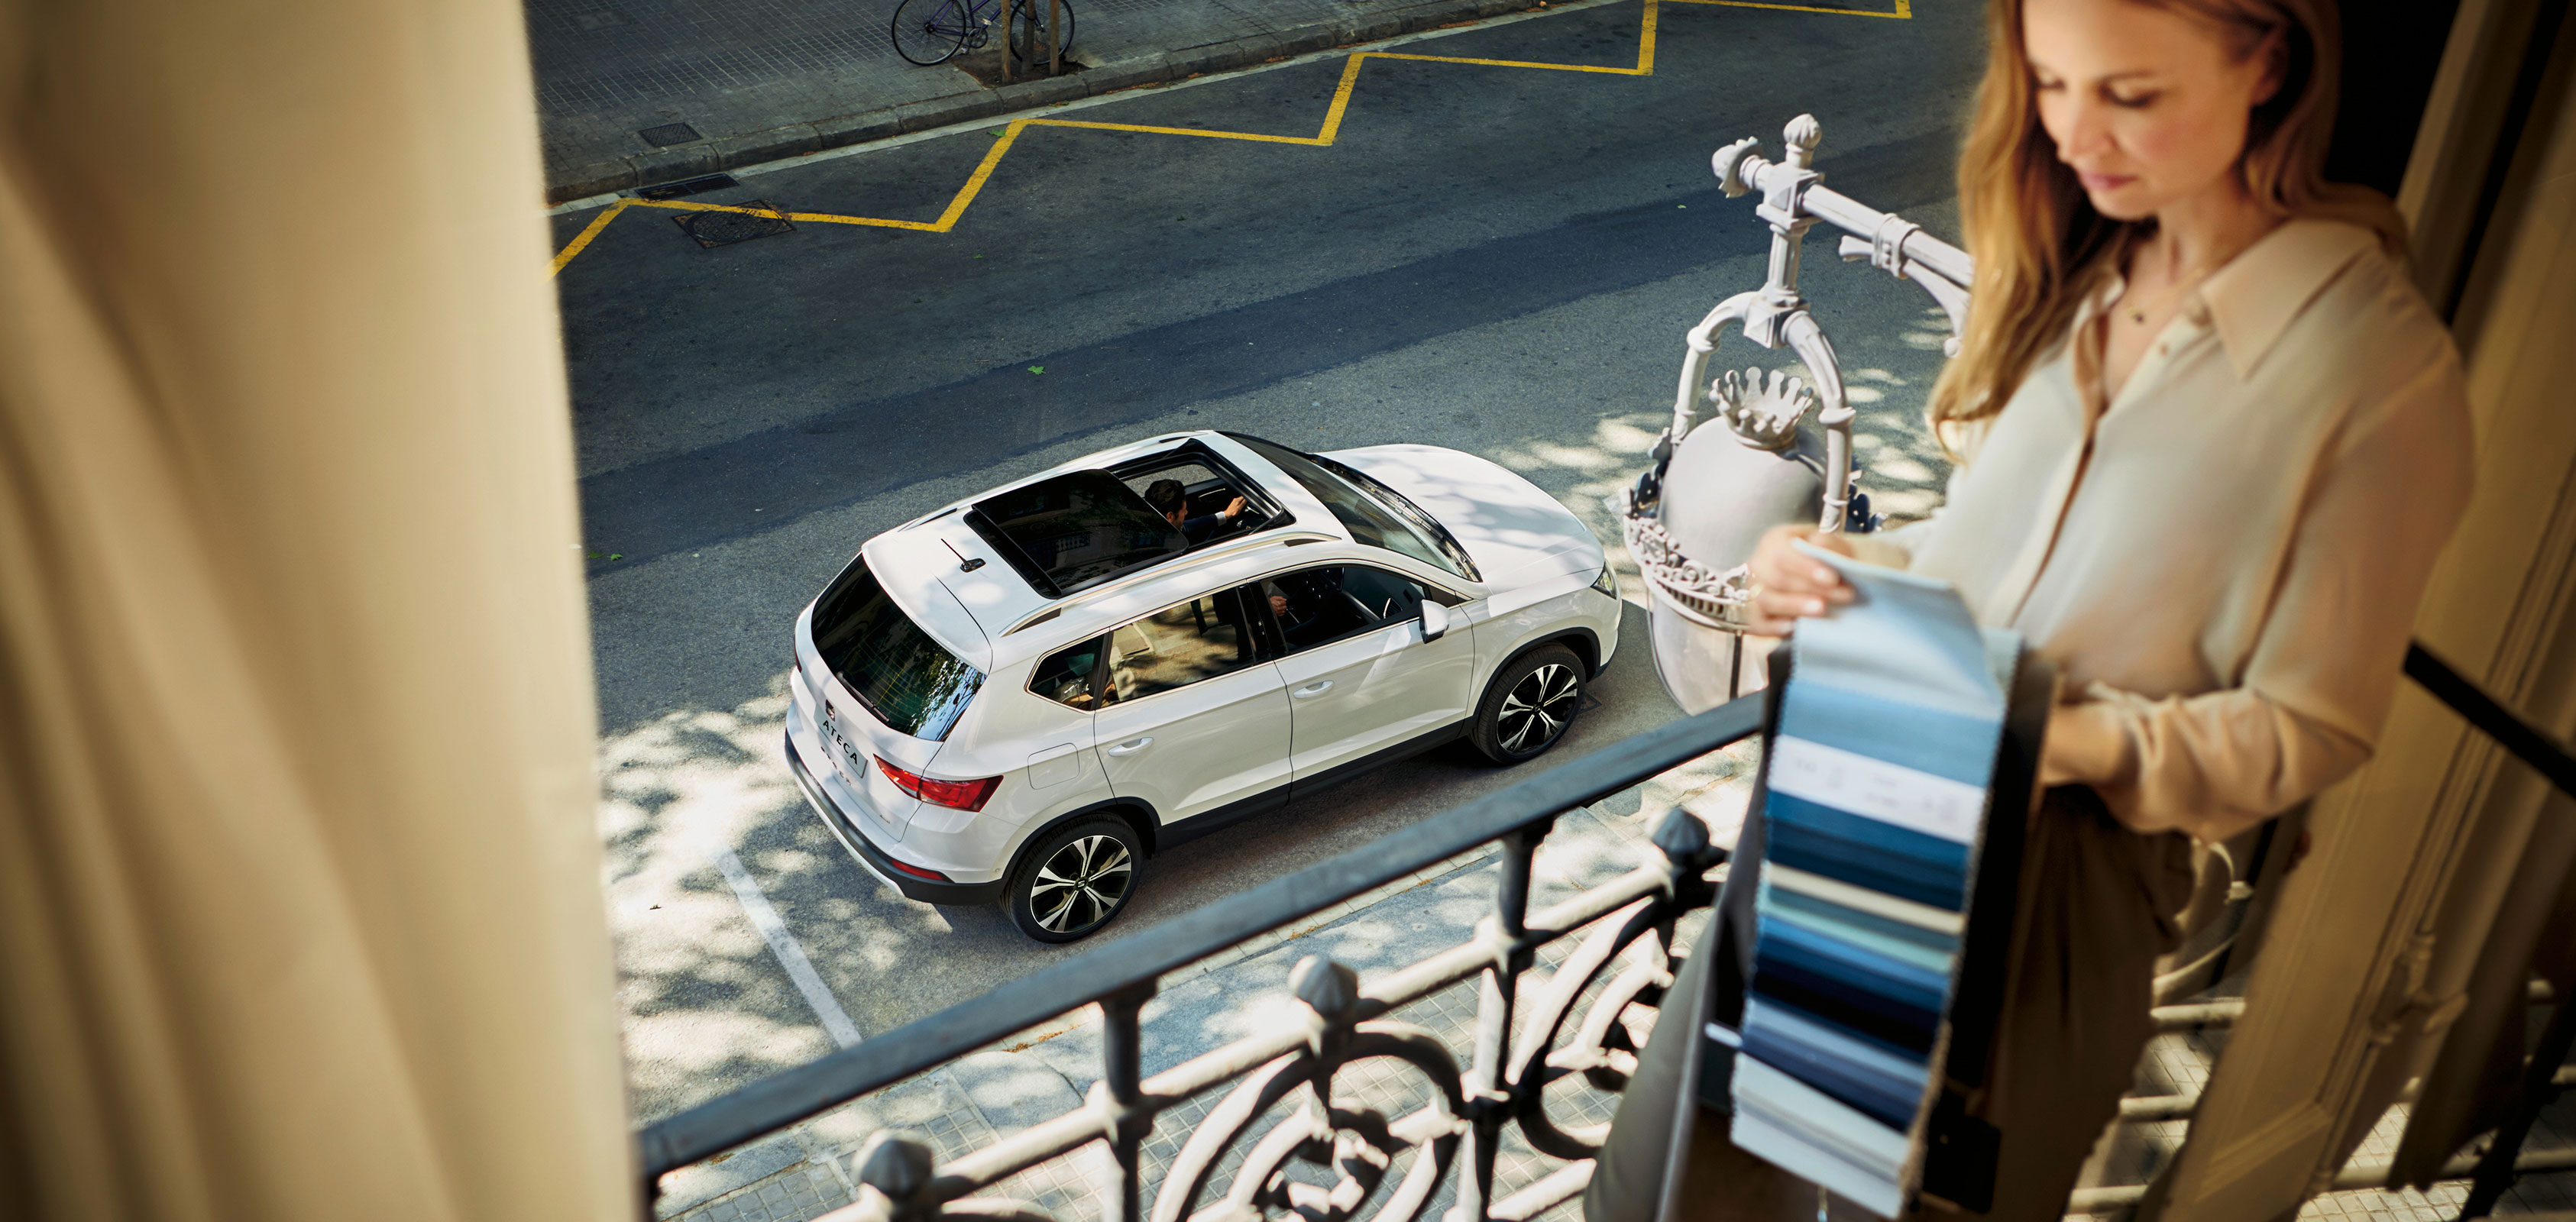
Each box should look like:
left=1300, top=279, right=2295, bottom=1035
left=635, top=641, right=2576, bottom=1222
left=638, top=695, right=1765, bottom=1222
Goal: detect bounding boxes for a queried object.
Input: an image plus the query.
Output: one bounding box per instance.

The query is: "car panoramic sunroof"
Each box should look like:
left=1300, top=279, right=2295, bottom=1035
left=968, top=470, right=1186, bottom=599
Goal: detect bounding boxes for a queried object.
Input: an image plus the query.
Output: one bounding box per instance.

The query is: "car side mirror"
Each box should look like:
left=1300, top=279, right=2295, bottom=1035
left=1419, top=600, right=1450, bottom=643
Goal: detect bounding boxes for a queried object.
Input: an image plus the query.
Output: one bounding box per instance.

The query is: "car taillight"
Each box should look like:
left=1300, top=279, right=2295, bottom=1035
left=884, top=857, right=952, bottom=882
left=875, top=756, right=1002, bottom=812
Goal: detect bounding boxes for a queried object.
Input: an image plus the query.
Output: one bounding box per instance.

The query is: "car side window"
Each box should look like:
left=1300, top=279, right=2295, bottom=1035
left=1260, top=565, right=1442, bottom=654
left=1030, top=636, right=1108, bottom=710
left=1104, top=587, right=1261, bottom=703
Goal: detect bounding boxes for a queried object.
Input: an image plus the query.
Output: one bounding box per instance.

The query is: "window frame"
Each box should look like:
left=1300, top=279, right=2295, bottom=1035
left=810, top=555, right=988, bottom=741
left=1249, top=561, right=1465, bottom=658
left=1021, top=554, right=1471, bottom=711
left=1031, top=583, right=1274, bottom=712
left=1025, top=632, right=1113, bottom=712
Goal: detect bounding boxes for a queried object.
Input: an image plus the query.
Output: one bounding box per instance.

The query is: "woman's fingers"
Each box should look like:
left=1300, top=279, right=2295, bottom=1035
left=1740, top=603, right=1796, bottom=635
left=1749, top=587, right=1831, bottom=636
left=1794, top=529, right=1859, bottom=600
left=1749, top=528, right=1828, bottom=594
left=1743, top=525, right=1856, bottom=632
left=1761, top=586, right=1833, bottom=618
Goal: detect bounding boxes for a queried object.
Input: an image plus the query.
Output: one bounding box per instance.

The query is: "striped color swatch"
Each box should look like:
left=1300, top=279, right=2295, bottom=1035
left=1730, top=548, right=2015, bottom=1218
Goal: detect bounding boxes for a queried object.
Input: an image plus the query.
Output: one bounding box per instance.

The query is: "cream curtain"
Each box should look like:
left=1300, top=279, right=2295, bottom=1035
left=0, top=2, right=632, bottom=1220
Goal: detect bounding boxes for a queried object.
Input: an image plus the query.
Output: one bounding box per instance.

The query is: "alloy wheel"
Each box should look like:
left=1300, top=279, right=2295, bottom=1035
left=1027, top=833, right=1133, bottom=934
left=1498, top=662, right=1580, bottom=755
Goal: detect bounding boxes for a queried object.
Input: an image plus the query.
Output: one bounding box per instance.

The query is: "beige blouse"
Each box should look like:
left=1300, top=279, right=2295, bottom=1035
left=1846, top=218, right=2475, bottom=843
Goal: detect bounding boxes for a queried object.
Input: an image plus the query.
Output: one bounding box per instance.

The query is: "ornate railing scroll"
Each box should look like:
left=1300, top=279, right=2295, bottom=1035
left=636, top=697, right=1763, bottom=1222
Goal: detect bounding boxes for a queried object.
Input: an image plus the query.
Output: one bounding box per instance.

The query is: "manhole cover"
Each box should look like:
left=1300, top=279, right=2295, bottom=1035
left=639, top=122, right=702, bottom=147
left=675, top=201, right=794, bottom=248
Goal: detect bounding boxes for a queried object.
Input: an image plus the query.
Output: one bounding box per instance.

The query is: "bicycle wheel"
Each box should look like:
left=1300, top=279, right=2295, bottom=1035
left=1007, top=0, right=1074, bottom=63
left=892, top=0, right=974, bottom=65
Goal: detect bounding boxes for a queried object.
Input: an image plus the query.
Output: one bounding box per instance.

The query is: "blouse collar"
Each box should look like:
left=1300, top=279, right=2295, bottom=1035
left=2194, top=218, right=2379, bottom=380
left=2069, top=218, right=2381, bottom=381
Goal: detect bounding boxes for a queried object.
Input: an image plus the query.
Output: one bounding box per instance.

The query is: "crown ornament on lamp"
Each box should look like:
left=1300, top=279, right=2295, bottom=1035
left=1620, top=113, right=1976, bottom=712
left=1712, top=366, right=1814, bottom=451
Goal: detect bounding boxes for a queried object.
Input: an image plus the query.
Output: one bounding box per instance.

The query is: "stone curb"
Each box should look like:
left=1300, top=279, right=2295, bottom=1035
left=547, top=0, right=1556, bottom=203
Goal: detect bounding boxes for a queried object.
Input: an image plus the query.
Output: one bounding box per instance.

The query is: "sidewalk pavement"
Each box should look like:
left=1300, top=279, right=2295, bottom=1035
left=528, top=0, right=1558, bottom=203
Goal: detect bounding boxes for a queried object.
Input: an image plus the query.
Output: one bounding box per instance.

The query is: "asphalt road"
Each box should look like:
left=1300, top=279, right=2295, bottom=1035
left=556, top=0, right=1987, bottom=1123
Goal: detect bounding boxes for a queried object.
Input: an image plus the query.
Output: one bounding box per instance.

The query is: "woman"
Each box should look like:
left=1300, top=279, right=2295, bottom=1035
left=1739, top=0, right=2471, bottom=1214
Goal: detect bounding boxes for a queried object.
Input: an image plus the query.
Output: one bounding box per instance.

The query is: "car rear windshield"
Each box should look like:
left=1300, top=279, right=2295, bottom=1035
left=969, top=470, right=1187, bottom=598
left=811, top=558, right=984, bottom=741
left=1228, top=435, right=1482, bottom=583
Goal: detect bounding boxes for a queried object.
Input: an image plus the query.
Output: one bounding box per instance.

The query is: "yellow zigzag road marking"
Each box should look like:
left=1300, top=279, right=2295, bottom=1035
left=549, top=0, right=1908, bottom=275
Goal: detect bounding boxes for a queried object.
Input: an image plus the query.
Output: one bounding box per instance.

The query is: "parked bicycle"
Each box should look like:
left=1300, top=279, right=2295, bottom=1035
left=891, top=0, right=1074, bottom=66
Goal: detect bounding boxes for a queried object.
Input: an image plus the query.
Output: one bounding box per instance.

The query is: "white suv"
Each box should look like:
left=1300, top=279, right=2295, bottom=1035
left=783, top=432, right=1622, bottom=942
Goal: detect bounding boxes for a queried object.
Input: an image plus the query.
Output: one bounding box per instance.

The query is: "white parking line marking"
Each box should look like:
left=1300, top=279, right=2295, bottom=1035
left=714, top=847, right=864, bottom=1048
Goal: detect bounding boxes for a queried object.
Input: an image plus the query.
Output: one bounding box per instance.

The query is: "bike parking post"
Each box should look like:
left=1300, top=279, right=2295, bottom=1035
left=986, top=0, right=1066, bottom=84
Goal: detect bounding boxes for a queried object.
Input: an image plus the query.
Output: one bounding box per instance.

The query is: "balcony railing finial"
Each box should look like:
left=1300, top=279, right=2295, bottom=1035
left=1649, top=807, right=1710, bottom=867
left=1292, top=955, right=1361, bottom=1023
left=846, top=1131, right=940, bottom=1222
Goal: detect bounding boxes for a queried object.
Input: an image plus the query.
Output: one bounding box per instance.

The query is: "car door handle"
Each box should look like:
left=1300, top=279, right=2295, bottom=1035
left=1106, top=737, right=1154, bottom=756
left=1292, top=681, right=1334, bottom=699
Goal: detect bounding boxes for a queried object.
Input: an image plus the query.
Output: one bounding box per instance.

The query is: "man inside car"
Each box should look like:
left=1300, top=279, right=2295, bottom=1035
left=1264, top=569, right=1367, bottom=647
left=1143, top=479, right=1248, bottom=545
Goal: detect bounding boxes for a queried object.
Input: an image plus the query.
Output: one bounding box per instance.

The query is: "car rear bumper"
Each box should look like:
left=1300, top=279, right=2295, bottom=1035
left=786, top=731, right=1006, bottom=906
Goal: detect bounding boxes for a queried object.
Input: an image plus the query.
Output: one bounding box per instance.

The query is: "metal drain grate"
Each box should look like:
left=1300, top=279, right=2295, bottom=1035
left=674, top=201, right=794, bottom=248
left=636, top=173, right=737, bottom=200
left=638, top=122, right=701, bottom=147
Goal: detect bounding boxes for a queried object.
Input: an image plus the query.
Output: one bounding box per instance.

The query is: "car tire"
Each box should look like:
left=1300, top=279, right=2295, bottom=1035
left=1005, top=816, right=1143, bottom=943
left=1470, top=643, right=1586, bottom=765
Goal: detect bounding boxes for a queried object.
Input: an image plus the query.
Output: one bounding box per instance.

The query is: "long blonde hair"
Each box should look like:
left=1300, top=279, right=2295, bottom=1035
left=1924, top=0, right=2406, bottom=450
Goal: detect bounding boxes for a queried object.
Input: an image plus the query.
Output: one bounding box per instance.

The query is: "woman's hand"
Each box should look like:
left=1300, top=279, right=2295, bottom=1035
left=1743, top=525, right=1855, bottom=635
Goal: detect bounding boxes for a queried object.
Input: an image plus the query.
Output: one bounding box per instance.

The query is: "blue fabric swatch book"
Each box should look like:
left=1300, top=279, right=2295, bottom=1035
left=1727, top=546, right=2022, bottom=1217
